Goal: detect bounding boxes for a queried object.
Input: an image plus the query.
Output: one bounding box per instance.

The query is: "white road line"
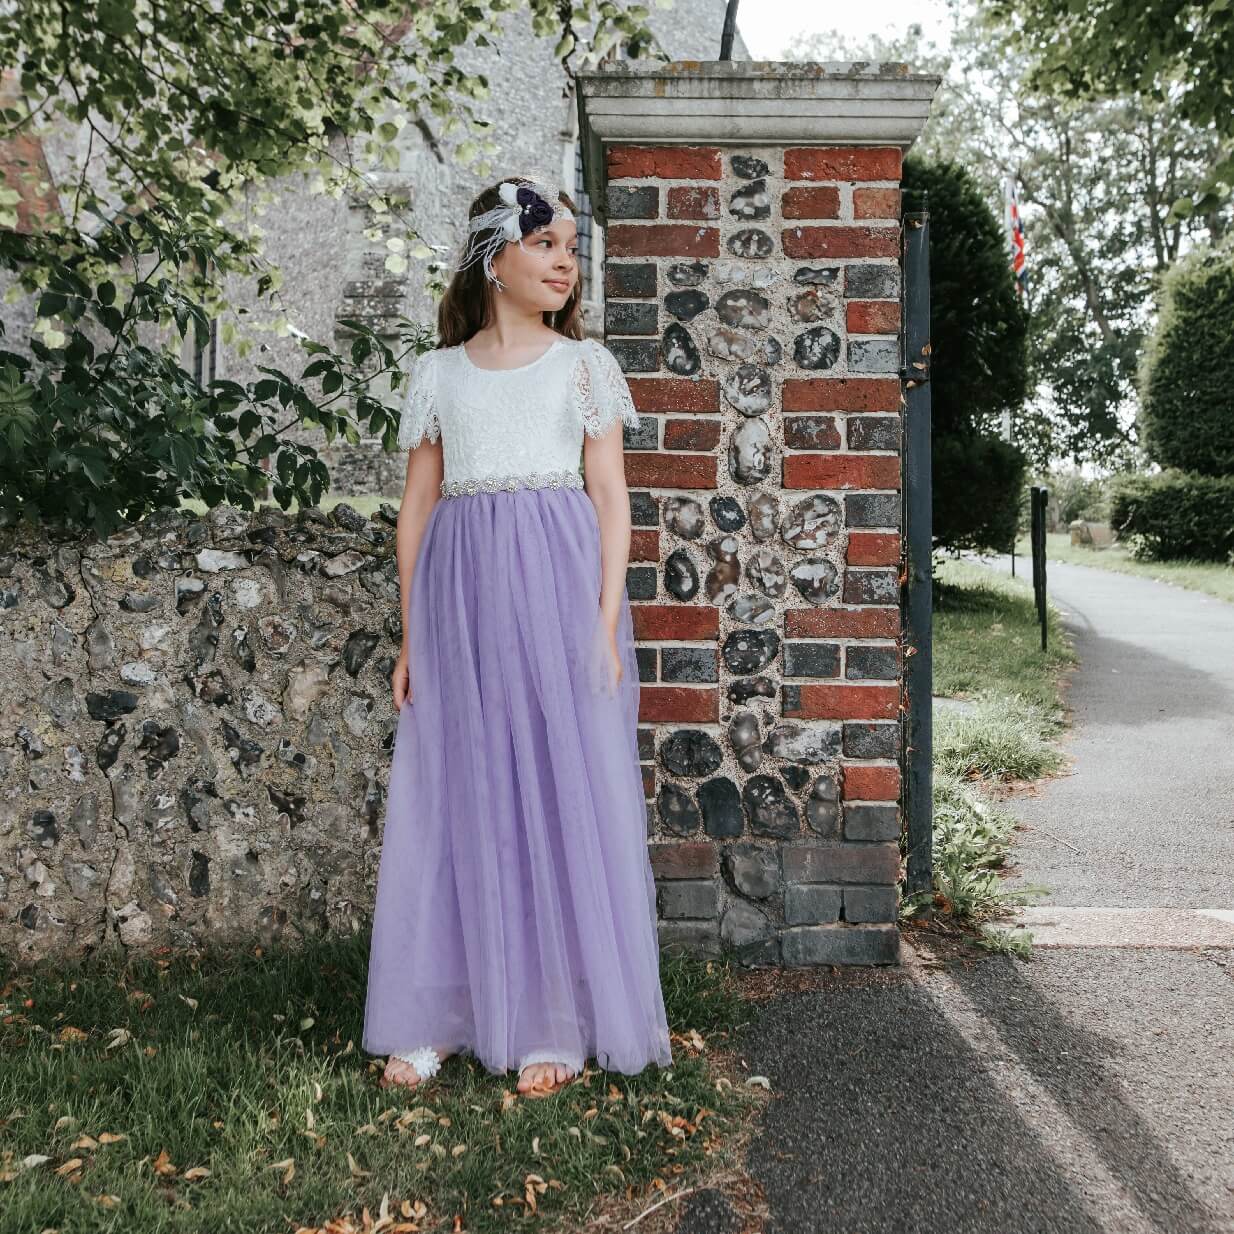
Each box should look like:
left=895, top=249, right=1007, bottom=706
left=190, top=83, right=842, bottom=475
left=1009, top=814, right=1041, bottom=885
left=903, top=943, right=1161, bottom=1234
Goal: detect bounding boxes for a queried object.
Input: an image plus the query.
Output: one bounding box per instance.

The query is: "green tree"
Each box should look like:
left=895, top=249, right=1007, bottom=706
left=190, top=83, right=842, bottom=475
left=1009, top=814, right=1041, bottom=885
left=1138, top=243, right=1234, bottom=477
left=0, top=0, right=662, bottom=534
left=984, top=0, right=1234, bottom=211
left=901, top=155, right=1031, bottom=553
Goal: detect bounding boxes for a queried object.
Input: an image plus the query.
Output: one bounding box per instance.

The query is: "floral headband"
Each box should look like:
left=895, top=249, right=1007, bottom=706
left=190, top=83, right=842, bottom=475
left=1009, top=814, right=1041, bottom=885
left=454, top=178, right=574, bottom=289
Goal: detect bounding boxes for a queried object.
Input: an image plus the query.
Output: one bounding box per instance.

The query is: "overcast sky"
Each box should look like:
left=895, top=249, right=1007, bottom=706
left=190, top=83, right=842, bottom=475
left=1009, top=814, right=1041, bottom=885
left=735, top=0, right=953, bottom=58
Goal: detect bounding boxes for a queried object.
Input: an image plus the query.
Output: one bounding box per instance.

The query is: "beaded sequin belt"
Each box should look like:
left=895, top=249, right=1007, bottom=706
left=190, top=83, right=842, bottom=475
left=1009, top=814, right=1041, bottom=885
left=439, top=469, right=584, bottom=498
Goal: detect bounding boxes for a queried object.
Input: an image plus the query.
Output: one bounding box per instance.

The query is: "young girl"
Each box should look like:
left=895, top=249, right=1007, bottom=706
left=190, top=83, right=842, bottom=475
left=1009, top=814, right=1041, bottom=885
left=361, top=174, right=673, bottom=1098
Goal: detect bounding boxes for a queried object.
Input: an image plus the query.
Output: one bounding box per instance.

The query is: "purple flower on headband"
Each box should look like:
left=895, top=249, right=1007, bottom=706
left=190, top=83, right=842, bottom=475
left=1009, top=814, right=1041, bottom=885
left=515, top=185, right=557, bottom=235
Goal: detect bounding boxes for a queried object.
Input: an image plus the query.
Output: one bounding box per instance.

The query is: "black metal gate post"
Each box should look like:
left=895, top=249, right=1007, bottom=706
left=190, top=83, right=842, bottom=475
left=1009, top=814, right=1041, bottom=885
left=1031, top=483, right=1049, bottom=651
left=901, top=211, right=933, bottom=900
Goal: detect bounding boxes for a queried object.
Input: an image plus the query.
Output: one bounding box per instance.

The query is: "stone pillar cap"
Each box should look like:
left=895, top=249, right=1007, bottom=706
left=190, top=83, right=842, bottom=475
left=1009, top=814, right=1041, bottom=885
left=576, top=59, right=940, bottom=221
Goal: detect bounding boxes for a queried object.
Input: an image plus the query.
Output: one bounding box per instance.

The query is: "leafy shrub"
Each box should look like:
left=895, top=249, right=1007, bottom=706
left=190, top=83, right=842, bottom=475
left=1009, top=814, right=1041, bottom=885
left=1138, top=243, right=1234, bottom=478
left=0, top=205, right=421, bottom=537
left=933, top=430, right=1028, bottom=554
left=1108, top=469, right=1234, bottom=562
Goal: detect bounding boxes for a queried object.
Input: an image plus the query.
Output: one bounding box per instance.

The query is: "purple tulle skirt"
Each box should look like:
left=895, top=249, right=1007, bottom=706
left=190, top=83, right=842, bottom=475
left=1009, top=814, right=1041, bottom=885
left=362, top=484, right=673, bottom=1077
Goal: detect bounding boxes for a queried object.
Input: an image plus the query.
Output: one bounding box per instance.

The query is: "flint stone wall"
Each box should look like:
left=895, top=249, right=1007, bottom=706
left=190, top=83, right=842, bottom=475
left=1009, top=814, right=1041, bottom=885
left=0, top=503, right=411, bottom=965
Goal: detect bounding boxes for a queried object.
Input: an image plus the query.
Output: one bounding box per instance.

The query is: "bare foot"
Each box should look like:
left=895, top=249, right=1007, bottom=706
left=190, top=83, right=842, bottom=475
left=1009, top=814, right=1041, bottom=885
left=516, top=1060, right=576, bottom=1095
left=380, top=1049, right=448, bottom=1091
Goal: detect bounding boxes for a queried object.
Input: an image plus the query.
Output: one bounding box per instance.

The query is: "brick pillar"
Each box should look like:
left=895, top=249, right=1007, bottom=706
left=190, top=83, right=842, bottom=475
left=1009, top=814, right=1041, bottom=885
left=578, top=62, right=939, bottom=966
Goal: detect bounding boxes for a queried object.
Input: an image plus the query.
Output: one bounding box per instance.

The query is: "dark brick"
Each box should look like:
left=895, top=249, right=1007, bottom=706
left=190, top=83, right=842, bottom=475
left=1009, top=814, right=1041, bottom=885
left=606, top=262, right=657, bottom=298
left=843, top=569, right=898, bottom=605
left=626, top=566, right=657, bottom=600
left=608, top=338, right=659, bottom=373
left=657, top=879, right=719, bottom=919
left=843, top=885, right=899, bottom=922
left=784, top=884, right=842, bottom=925
left=781, top=924, right=900, bottom=965
left=783, top=414, right=842, bottom=450
left=844, top=264, right=901, bottom=300
left=845, top=492, right=901, bottom=529
left=842, top=721, right=901, bottom=759
left=783, top=641, right=841, bottom=678
left=606, top=301, right=659, bottom=336
left=636, top=646, right=658, bottom=683
left=607, top=185, right=660, bottom=219
left=847, top=416, right=901, bottom=451
left=661, top=646, right=719, bottom=683
left=637, top=726, right=656, bottom=760
left=845, top=644, right=899, bottom=680
left=843, top=803, right=900, bottom=842
left=630, top=490, right=660, bottom=527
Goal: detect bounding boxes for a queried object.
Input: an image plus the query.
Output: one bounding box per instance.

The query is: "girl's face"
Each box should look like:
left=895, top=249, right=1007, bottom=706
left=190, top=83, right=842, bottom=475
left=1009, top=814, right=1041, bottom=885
left=491, top=216, right=579, bottom=310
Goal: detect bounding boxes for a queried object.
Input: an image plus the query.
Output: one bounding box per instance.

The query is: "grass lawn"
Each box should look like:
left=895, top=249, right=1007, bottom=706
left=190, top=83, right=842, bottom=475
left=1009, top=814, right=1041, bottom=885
left=0, top=938, right=760, bottom=1234
left=1013, top=531, right=1234, bottom=605
left=909, top=557, right=1079, bottom=950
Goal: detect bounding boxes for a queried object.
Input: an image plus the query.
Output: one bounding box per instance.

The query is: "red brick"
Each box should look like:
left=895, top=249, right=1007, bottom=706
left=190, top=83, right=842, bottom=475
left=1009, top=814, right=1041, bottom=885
left=847, top=301, right=901, bottom=334
left=783, top=454, right=901, bottom=490
left=663, top=417, right=722, bottom=451
left=608, top=146, right=723, bottom=180
left=854, top=187, right=901, bottom=219
left=841, top=764, right=901, bottom=801
left=630, top=529, right=661, bottom=562
left=783, top=683, right=900, bottom=720
left=628, top=378, right=720, bottom=413
left=784, top=147, right=902, bottom=182
left=607, top=224, right=720, bottom=258
left=626, top=453, right=718, bottom=489
left=846, top=533, right=902, bottom=566
left=639, top=686, right=720, bottom=723
left=782, top=226, right=899, bottom=259
left=633, top=604, right=720, bottom=641
left=782, top=378, right=901, bottom=413
left=785, top=608, right=901, bottom=638
left=649, top=841, right=718, bottom=879
left=782, top=185, right=841, bottom=219
left=667, top=185, right=720, bottom=219
left=641, top=764, right=656, bottom=797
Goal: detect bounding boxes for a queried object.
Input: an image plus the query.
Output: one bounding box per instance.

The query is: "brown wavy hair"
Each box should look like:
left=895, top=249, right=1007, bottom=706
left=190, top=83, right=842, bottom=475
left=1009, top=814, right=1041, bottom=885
left=436, top=176, right=585, bottom=348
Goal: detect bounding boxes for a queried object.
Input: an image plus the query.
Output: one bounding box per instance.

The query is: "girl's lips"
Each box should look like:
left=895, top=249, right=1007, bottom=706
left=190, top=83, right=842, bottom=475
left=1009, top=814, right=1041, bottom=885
left=544, top=279, right=570, bottom=291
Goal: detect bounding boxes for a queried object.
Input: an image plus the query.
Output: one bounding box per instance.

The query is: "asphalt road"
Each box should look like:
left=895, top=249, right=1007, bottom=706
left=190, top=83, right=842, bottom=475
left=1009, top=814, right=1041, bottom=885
left=726, top=556, right=1234, bottom=1234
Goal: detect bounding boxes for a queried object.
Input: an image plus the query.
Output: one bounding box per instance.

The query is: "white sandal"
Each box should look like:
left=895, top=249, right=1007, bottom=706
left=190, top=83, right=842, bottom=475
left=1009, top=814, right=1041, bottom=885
left=384, top=1045, right=442, bottom=1085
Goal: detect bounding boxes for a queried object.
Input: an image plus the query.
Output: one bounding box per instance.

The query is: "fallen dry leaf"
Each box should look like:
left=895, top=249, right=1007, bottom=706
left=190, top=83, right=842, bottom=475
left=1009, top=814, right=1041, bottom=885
left=269, top=1156, right=295, bottom=1185
left=152, top=1148, right=177, bottom=1176
left=103, top=1027, right=131, bottom=1051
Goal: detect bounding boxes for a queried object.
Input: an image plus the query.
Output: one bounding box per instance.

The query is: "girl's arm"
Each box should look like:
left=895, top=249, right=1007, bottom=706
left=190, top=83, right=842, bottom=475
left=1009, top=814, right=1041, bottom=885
left=582, top=426, right=631, bottom=636
left=393, top=441, right=443, bottom=706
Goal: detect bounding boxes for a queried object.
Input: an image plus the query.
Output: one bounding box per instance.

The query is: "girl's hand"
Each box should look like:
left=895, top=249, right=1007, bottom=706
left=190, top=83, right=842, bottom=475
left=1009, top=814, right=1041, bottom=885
left=605, top=627, right=623, bottom=692
left=393, top=646, right=412, bottom=709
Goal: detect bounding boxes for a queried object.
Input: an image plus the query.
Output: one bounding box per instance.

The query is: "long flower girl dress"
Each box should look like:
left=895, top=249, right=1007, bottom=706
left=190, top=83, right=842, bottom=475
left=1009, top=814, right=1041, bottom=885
left=362, top=334, right=673, bottom=1080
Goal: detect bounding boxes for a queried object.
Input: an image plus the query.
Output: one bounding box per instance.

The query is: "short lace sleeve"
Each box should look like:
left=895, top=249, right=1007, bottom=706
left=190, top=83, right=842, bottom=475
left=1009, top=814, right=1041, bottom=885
left=573, top=339, right=640, bottom=439
left=396, top=348, right=441, bottom=451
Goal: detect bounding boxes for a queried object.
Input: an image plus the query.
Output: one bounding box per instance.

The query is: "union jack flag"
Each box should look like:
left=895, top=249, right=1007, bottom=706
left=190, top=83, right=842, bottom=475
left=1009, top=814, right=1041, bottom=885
left=1005, top=175, right=1027, bottom=297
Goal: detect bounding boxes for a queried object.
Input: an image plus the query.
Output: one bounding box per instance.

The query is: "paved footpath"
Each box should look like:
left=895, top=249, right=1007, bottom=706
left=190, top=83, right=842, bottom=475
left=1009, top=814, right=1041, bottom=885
left=726, top=556, right=1234, bottom=1234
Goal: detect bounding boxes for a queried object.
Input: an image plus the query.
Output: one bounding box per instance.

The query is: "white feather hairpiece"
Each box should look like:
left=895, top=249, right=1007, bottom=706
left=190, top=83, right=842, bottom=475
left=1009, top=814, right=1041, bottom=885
left=453, top=177, right=574, bottom=290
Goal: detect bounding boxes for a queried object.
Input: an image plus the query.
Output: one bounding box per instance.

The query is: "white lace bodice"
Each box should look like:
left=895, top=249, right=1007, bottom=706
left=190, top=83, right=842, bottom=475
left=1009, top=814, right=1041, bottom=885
left=395, top=336, right=640, bottom=496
